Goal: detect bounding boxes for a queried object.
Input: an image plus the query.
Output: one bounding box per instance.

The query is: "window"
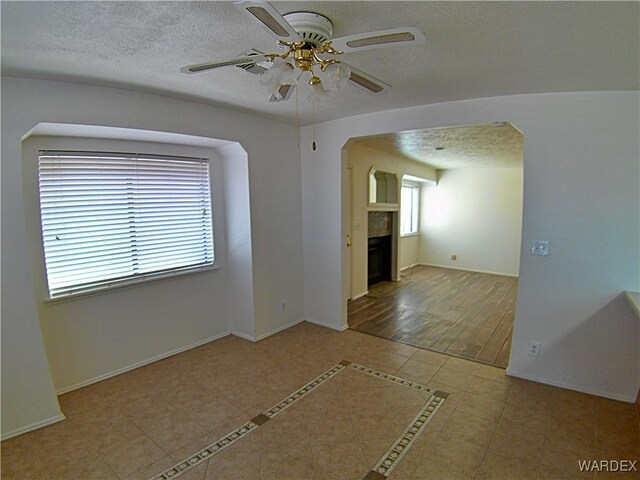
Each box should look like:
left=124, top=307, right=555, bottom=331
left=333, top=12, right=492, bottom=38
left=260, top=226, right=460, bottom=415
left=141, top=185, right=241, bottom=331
left=38, top=151, right=215, bottom=299
left=401, top=184, right=420, bottom=235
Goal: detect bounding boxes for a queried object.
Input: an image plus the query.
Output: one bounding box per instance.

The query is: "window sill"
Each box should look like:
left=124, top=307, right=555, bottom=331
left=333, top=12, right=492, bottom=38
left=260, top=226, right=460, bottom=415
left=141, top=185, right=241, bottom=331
left=44, top=264, right=220, bottom=304
left=401, top=232, right=420, bottom=238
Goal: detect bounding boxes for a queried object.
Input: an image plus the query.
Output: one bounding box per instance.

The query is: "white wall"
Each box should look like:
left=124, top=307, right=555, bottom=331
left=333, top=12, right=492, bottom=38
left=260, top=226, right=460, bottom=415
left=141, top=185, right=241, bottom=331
left=345, top=142, right=436, bottom=299
left=221, top=143, right=256, bottom=340
left=400, top=235, right=419, bottom=270
left=301, top=92, right=640, bottom=401
left=1, top=77, right=304, bottom=437
left=20, top=136, right=234, bottom=393
left=419, top=168, right=523, bottom=276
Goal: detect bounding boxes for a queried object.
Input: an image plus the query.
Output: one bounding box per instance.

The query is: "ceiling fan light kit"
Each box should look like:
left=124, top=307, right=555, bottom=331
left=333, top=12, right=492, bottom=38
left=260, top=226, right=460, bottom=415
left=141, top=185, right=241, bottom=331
left=180, top=0, right=426, bottom=103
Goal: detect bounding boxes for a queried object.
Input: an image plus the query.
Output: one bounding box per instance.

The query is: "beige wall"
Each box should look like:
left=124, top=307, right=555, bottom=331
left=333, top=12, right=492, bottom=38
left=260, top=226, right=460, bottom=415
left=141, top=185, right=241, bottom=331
left=346, top=142, right=436, bottom=298
left=419, top=168, right=524, bottom=276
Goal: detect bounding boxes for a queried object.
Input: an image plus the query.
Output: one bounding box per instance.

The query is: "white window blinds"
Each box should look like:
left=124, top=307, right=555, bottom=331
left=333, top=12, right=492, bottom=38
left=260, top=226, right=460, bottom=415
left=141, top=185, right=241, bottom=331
left=38, top=151, right=215, bottom=298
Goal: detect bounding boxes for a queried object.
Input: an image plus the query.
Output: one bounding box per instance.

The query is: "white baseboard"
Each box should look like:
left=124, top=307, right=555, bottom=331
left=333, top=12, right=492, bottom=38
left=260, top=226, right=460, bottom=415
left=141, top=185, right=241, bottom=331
left=350, top=291, right=369, bottom=301
left=56, top=330, right=232, bottom=395
left=231, top=329, right=255, bottom=342
left=400, top=263, right=419, bottom=271
left=255, top=318, right=305, bottom=341
left=418, top=263, right=519, bottom=278
left=1, top=413, right=66, bottom=441
left=232, top=318, right=305, bottom=342
left=506, top=367, right=635, bottom=403
left=305, top=317, right=349, bottom=332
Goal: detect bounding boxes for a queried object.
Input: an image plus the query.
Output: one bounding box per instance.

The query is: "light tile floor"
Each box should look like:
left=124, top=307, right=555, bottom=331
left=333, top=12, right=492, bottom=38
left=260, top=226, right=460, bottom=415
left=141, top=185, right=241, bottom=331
left=1, top=322, right=638, bottom=479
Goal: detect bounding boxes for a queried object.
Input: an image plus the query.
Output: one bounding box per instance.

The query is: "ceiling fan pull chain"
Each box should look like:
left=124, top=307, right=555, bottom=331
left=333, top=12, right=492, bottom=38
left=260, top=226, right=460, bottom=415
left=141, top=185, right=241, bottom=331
left=312, top=83, right=317, bottom=151
left=295, top=78, right=301, bottom=146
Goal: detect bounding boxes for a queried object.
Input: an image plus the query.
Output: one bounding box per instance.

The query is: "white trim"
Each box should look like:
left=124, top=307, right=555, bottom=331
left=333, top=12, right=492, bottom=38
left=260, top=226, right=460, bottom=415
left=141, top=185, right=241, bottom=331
left=254, top=318, right=304, bottom=341
left=232, top=318, right=306, bottom=342
left=506, top=367, right=636, bottom=403
left=55, top=331, right=231, bottom=394
left=401, top=263, right=419, bottom=272
left=305, top=317, right=349, bottom=332
left=350, top=291, right=369, bottom=300
left=1, top=414, right=66, bottom=441
left=402, top=174, right=435, bottom=185
left=45, top=265, right=220, bottom=304
left=623, top=291, right=640, bottom=318
left=400, top=232, right=420, bottom=238
left=418, top=263, right=519, bottom=278
left=231, top=330, right=255, bottom=342
left=368, top=203, right=399, bottom=212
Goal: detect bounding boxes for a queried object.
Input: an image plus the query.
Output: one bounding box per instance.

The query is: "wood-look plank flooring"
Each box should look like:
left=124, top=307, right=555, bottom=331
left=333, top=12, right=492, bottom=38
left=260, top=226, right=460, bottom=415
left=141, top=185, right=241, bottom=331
left=348, top=265, right=517, bottom=368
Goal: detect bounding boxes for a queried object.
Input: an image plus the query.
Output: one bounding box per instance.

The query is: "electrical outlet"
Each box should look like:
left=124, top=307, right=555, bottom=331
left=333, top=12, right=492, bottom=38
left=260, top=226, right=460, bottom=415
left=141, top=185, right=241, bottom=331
left=528, top=341, right=541, bottom=357
left=280, top=301, right=287, bottom=312
left=531, top=240, right=550, bottom=256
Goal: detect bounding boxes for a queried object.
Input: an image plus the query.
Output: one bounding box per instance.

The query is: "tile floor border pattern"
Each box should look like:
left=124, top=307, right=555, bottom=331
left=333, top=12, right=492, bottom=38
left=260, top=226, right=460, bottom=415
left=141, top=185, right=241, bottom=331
left=367, top=394, right=447, bottom=479
left=149, top=364, right=345, bottom=480
left=348, top=362, right=434, bottom=393
left=149, top=361, right=449, bottom=480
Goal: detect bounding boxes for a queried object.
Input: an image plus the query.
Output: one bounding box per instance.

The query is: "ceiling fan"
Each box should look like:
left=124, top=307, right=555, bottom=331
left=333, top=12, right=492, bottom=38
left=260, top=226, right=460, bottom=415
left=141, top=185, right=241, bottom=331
left=180, top=0, right=426, bottom=102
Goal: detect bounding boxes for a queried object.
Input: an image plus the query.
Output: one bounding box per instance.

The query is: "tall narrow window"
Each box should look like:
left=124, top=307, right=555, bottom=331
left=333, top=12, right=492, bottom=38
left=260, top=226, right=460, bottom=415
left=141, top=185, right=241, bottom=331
left=38, top=151, right=215, bottom=298
left=401, top=184, right=420, bottom=235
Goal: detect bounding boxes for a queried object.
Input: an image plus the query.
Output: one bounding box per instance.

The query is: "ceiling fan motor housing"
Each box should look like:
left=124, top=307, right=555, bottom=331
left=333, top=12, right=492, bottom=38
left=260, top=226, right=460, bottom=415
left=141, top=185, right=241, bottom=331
left=282, top=11, right=333, bottom=47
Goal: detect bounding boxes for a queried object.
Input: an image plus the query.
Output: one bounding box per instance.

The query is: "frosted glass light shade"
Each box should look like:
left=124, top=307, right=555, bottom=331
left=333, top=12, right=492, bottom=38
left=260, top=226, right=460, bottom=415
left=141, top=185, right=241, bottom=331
left=308, top=82, right=333, bottom=102
left=259, top=65, right=283, bottom=95
left=321, top=63, right=351, bottom=91
left=279, top=58, right=299, bottom=85
left=260, top=57, right=299, bottom=98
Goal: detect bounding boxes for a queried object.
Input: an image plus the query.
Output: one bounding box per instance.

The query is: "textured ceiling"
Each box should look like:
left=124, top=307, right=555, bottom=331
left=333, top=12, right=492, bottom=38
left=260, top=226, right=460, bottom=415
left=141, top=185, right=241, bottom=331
left=2, top=1, right=638, bottom=125
left=354, top=123, right=523, bottom=169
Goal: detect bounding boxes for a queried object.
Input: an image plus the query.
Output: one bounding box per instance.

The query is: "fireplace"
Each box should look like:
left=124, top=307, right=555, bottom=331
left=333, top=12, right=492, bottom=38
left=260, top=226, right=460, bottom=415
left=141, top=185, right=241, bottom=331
left=368, top=235, right=392, bottom=286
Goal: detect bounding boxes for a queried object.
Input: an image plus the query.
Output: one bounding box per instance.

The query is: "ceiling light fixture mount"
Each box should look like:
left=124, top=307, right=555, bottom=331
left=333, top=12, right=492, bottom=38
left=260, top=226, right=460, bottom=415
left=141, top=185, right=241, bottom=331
left=257, top=31, right=352, bottom=100
left=282, top=11, right=333, bottom=47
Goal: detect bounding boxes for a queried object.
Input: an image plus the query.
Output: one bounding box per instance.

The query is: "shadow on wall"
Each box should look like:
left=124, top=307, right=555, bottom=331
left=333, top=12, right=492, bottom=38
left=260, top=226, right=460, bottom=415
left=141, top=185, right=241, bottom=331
left=534, top=294, right=639, bottom=402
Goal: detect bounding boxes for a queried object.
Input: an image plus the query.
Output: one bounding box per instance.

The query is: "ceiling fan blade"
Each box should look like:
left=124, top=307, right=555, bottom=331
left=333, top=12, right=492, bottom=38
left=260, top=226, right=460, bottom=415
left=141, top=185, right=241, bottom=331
left=331, top=27, right=425, bottom=53
left=238, top=63, right=269, bottom=75
left=180, top=54, right=271, bottom=74
left=344, top=64, right=391, bottom=95
left=234, top=1, right=301, bottom=43
left=236, top=50, right=271, bottom=75
left=269, top=83, right=296, bottom=102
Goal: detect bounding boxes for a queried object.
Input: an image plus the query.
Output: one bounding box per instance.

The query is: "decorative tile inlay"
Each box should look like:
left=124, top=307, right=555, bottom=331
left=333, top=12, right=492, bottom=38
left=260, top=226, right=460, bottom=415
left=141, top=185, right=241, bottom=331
left=150, top=361, right=448, bottom=480
left=263, top=364, right=344, bottom=419
left=368, top=394, right=447, bottom=478
left=150, top=363, right=345, bottom=480
left=150, top=421, right=259, bottom=480
left=349, top=362, right=433, bottom=392
left=364, top=471, right=387, bottom=480
left=250, top=413, right=271, bottom=426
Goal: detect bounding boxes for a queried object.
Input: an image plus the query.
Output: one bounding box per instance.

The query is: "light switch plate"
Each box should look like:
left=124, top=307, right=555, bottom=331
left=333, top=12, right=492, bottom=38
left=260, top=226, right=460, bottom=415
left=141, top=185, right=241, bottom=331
left=531, top=240, right=550, bottom=256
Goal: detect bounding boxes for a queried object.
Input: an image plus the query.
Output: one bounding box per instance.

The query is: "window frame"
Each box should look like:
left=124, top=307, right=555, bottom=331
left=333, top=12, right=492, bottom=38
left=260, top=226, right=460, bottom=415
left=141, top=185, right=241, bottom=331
left=37, top=150, right=217, bottom=300
left=400, top=184, right=420, bottom=237
left=23, top=137, right=223, bottom=304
